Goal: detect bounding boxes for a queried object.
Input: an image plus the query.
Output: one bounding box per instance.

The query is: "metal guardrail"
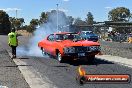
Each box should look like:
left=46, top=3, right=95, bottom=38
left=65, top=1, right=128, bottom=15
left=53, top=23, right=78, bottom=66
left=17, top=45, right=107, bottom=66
left=112, top=34, right=127, bottom=42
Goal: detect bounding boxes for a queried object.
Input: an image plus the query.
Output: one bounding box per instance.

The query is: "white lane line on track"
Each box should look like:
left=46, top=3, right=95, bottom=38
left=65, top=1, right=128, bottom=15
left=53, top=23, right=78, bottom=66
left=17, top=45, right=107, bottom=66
left=96, top=55, right=132, bottom=68
left=8, top=52, right=58, bottom=88
left=0, top=86, right=8, bottom=88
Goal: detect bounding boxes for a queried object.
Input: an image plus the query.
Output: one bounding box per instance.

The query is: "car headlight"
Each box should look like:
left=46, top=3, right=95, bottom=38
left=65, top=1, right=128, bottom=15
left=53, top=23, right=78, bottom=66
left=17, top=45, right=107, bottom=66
left=64, top=47, right=75, bottom=53
left=89, top=46, right=101, bottom=51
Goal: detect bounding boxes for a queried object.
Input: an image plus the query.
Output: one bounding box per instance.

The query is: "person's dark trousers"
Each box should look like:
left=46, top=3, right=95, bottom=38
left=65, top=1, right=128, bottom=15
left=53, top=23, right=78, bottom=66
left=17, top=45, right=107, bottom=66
left=11, top=45, right=16, bottom=57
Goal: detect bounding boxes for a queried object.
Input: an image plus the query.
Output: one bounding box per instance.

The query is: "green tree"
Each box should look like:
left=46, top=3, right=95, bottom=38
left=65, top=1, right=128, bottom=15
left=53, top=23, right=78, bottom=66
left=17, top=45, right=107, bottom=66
left=74, top=18, right=86, bottom=25
left=46, top=10, right=69, bottom=31
left=39, top=12, right=48, bottom=24
left=108, top=7, right=131, bottom=22
left=19, top=18, right=25, bottom=27
left=9, top=17, right=15, bottom=28
left=108, top=7, right=132, bottom=33
left=0, top=10, right=11, bottom=34
left=73, top=18, right=87, bottom=32
left=14, top=19, right=21, bottom=29
left=26, top=25, right=34, bottom=33
left=9, top=17, right=25, bottom=30
left=30, top=19, right=39, bottom=27
left=85, top=12, right=94, bottom=25
left=30, top=19, right=39, bottom=32
left=21, top=25, right=27, bottom=31
left=128, top=13, right=132, bottom=21
left=67, top=16, right=74, bottom=25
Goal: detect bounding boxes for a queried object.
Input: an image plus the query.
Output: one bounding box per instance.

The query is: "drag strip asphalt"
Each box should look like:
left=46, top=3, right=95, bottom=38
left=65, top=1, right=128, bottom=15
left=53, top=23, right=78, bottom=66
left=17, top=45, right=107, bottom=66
left=1, top=35, right=132, bottom=88
left=96, top=55, right=132, bottom=68
left=12, top=55, right=132, bottom=88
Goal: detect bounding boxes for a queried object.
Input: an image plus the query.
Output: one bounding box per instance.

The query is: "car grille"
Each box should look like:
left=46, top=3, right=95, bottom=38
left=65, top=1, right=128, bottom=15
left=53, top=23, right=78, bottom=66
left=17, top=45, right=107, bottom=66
left=74, top=46, right=88, bottom=53
left=74, top=46, right=100, bottom=53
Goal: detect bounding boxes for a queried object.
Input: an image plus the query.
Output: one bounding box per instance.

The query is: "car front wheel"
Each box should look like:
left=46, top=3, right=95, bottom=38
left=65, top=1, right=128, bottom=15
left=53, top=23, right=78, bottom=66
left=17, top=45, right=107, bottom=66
left=57, top=52, right=63, bottom=62
left=41, top=48, right=47, bottom=56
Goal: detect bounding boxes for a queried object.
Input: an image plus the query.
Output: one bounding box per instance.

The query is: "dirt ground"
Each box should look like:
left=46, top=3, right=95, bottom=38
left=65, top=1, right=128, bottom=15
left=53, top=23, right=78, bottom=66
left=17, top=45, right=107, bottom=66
left=100, top=41, right=132, bottom=59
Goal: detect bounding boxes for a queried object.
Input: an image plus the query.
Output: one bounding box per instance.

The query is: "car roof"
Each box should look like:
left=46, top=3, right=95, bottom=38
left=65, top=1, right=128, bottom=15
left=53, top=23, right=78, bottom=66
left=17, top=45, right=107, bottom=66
left=54, top=32, right=77, bottom=35
left=81, top=31, right=93, bottom=33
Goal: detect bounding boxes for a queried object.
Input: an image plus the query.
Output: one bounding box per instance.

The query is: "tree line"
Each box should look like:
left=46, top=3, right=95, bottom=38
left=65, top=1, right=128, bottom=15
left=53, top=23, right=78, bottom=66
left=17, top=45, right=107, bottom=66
left=0, top=7, right=132, bottom=34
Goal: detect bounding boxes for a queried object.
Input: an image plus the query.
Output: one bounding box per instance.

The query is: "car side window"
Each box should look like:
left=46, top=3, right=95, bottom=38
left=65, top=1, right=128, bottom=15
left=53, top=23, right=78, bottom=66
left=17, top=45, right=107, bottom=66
left=47, top=34, right=55, bottom=41
left=80, top=32, right=85, bottom=35
left=56, top=34, right=64, bottom=40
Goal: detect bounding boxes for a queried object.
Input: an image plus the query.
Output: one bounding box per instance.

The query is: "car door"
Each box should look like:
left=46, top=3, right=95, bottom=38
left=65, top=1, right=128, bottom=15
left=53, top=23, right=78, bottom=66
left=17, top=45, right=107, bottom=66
left=46, top=34, right=56, bottom=55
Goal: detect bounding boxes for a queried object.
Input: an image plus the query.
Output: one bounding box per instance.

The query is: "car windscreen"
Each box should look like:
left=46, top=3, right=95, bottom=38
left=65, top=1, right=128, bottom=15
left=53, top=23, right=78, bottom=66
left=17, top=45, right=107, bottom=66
left=55, top=34, right=82, bottom=41
left=55, top=34, right=64, bottom=40
left=86, top=31, right=93, bottom=35
left=64, top=34, right=82, bottom=40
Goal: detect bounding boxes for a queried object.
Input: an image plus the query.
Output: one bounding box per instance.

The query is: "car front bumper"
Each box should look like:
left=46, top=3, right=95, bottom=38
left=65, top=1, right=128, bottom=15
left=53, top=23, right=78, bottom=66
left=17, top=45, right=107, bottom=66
left=63, top=51, right=100, bottom=58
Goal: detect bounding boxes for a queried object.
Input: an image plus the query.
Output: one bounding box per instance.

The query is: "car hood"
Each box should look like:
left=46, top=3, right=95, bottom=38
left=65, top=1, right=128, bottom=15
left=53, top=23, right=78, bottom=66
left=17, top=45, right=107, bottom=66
left=57, top=40, right=100, bottom=47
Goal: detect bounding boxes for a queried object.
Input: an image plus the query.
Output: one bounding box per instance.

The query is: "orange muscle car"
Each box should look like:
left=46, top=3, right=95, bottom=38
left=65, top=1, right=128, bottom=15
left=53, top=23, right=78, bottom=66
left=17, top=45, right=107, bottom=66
left=38, top=32, right=101, bottom=62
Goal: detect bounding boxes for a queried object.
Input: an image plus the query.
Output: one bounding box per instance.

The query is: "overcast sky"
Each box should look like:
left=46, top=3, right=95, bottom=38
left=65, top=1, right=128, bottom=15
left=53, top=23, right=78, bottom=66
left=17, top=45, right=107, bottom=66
left=0, top=0, right=132, bottom=24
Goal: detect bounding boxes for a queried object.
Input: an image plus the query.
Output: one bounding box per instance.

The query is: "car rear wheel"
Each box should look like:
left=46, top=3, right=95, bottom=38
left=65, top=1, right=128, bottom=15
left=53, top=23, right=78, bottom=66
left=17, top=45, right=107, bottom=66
left=57, top=52, right=63, bottom=62
left=41, top=48, right=46, bottom=56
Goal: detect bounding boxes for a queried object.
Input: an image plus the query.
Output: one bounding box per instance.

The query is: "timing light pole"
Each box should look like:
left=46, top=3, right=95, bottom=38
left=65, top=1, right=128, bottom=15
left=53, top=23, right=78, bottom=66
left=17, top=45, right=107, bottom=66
left=15, top=10, right=18, bottom=19
left=15, top=9, right=18, bottom=31
left=56, top=4, right=59, bottom=32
